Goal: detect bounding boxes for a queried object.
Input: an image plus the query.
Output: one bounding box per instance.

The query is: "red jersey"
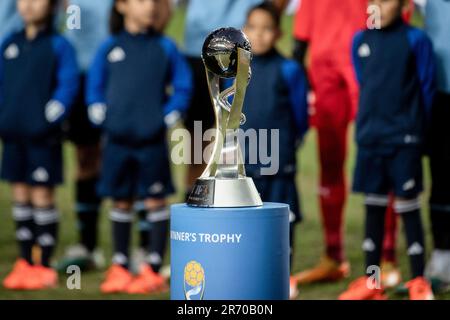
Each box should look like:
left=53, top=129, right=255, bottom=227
left=294, top=0, right=414, bottom=64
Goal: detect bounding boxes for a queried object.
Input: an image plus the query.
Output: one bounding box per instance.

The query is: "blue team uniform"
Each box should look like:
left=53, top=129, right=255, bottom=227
left=0, top=29, right=79, bottom=186
left=241, top=49, right=309, bottom=223
left=63, top=0, right=113, bottom=145
left=87, top=31, right=192, bottom=199
left=351, top=19, right=436, bottom=198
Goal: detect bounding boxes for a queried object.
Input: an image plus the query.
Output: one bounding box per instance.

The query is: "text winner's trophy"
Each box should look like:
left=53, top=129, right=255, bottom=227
left=187, top=28, right=262, bottom=208
left=171, top=28, right=289, bottom=300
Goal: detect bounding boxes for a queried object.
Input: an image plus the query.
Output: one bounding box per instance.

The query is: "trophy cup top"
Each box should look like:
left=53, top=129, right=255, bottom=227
left=202, top=27, right=252, bottom=79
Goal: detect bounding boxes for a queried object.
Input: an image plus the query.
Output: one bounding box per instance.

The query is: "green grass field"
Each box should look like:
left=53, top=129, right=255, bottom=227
left=0, top=9, right=448, bottom=300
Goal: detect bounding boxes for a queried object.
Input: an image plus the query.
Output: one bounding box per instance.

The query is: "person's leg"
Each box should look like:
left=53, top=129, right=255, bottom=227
left=126, top=143, right=172, bottom=294
left=126, top=196, right=169, bottom=294
left=96, top=141, right=136, bottom=292
left=144, top=198, right=169, bottom=274
left=296, top=61, right=350, bottom=284
left=100, top=199, right=135, bottom=294
left=137, top=142, right=173, bottom=274
left=390, top=148, right=432, bottom=299
left=313, top=61, right=351, bottom=263
left=110, top=200, right=134, bottom=269
left=317, top=125, right=348, bottom=262
left=363, top=194, right=388, bottom=275
left=395, top=198, right=425, bottom=278
left=74, top=144, right=101, bottom=253
left=3, top=183, right=35, bottom=290
left=11, top=184, right=34, bottom=265
left=379, top=194, right=402, bottom=288
left=338, top=195, right=390, bottom=300
left=339, top=148, right=390, bottom=300
left=27, top=141, right=63, bottom=271
left=30, top=186, right=58, bottom=268
left=135, top=200, right=150, bottom=251
left=0, top=142, right=35, bottom=266
left=382, top=195, right=398, bottom=264
left=65, top=75, right=102, bottom=256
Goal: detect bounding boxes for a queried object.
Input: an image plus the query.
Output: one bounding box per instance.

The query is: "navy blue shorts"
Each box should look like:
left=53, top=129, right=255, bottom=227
left=0, top=141, right=63, bottom=186
left=253, top=176, right=302, bottom=223
left=98, top=141, right=174, bottom=200
left=353, top=146, right=423, bottom=198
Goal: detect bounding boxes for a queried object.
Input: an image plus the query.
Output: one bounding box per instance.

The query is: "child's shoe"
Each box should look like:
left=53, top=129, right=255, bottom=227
left=3, top=259, right=33, bottom=290
left=30, top=265, right=58, bottom=289
left=405, top=277, right=434, bottom=300
left=126, top=265, right=168, bottom=294
left=101, top=265, right=133, bottom=294
left=339, top=276, right=387, bottom=300
left=425, top=250, right=450, bottom=290
left=296, top=256, right=351, bottom=284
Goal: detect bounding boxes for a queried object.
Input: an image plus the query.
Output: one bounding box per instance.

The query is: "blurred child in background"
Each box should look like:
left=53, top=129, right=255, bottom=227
left=292, top=0, right=370, bottom=284
left=59, top=0, right=173, bottom=274
left=340, top=0, right=436, bottom=300
left=87, top=0, right=192, bottom=294
left=242, top=2, right=309, bottom=300
left=420, top=0, right=450, bottom=290
left=0, top=0, right=79, bottom=290
left=130, top=0, right=173, bottom=275
left=57, top=0, right=114, bottom=273
left=292, top=0, right=415, bottom=287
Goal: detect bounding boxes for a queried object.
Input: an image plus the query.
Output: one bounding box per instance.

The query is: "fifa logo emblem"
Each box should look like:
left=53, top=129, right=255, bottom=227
left=184, top=261, right=205, bottom=300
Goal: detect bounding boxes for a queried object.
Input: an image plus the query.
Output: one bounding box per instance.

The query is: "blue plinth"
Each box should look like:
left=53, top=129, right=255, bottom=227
left=170, top=203, right=290, bottom=300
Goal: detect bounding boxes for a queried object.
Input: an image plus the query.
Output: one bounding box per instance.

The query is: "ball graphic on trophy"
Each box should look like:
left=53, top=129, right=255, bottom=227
left=184, top=260, right=205, bottom=287
left=202, top=27, right=252, bottom=79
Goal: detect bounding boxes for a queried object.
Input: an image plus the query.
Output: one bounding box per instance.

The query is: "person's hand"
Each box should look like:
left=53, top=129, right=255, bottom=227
left=88, top=103, right=107, bottom=126
left=164, top=110, right=181, bottom=128
left=45, top=100, right=65, bottom=123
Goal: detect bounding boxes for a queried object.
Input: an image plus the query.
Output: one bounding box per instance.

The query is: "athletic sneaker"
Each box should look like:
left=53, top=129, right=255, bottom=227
left=4, top=261, right=58, bottom=291
left=159, top=265, right=171, bottom=279
left=405, top=277, right=434, bottom=300
left=295, top=256, right=350, bottom=284
left=30, top=266, right=58, bottom=289
left=425, top=250, right=450, bottom=287
left=381, top=261, right=402, bottom=288
left=100, top=265, right=133, bottom=294
left=339, top=276, right=387, bottom=300
left=126, top=265, right=168, bottom=294
left=57, top=244, right=105, bottom=272
left=289, top=276, right=299, bottom=300
left=3, top=259, right=33, bottom=290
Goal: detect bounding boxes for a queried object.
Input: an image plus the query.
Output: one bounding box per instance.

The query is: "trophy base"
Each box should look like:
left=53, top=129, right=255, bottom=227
left=187, top=177, right=263, bottom=208
left=170, top=203, right=290, bottom=300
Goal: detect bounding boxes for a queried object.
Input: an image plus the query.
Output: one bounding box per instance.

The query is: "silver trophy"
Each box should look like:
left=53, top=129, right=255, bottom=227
left=187, top=28, right=263, bottom=208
